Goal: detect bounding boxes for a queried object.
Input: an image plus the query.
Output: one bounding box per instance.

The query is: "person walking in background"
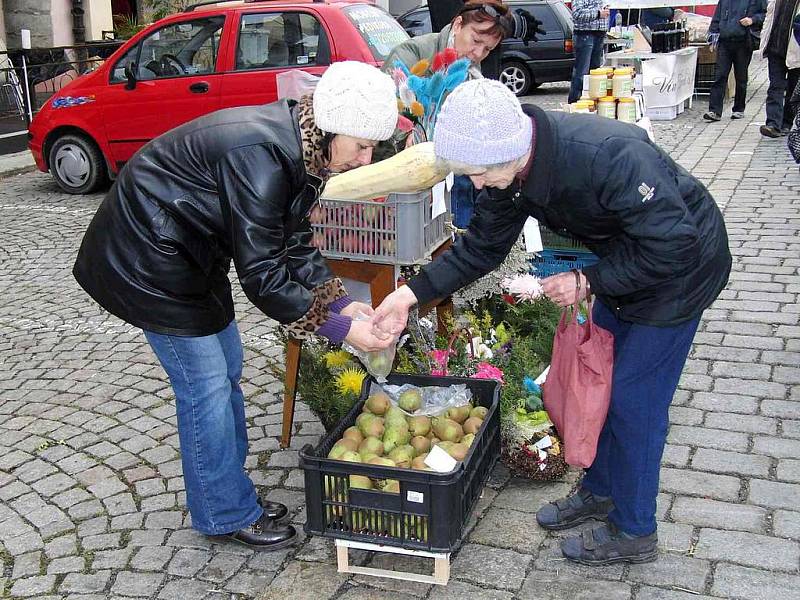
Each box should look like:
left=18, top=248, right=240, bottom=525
left=704, top=0, right=766, bottom=122
left=568, top=0, right=610, bottom=104
left=759, top=0, right=800, bottom=137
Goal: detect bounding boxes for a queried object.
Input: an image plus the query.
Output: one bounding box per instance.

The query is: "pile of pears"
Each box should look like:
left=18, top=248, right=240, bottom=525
left=326, top=388, right=488, bottom=493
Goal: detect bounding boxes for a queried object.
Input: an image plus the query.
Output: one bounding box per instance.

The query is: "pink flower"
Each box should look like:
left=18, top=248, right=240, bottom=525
left=472, top=362, right=504, bottom=384
left=429, top=349, right=451, bottom=368
left=431, top=368, right=449, bottom=376
left=502, top=274, right=543, bottom=302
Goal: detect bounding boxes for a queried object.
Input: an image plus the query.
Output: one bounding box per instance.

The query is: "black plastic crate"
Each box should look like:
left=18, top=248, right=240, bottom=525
left=300, top=374, right=501, bottom=553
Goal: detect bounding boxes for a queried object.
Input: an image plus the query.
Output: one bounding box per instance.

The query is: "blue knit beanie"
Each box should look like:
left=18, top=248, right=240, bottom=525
left=433, top=79, right=532, bottom=165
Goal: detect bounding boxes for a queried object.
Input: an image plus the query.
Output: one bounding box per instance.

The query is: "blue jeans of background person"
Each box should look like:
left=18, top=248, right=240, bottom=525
left=144, top=320, right=262, bottom=535
left=451, top=174, right=477, bottom=228
left=568, top=31, right=606, bottom=103
left=581, top=301, right=700, bottom=537
left=709, top=39, right=753, bottom=115
left=766, top=54, right=800, bottom=129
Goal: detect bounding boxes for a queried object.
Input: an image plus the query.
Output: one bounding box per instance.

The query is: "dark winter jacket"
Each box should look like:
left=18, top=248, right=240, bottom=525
left=73, top=100, right=332, bottom=337
left=408, top=105, right=732, bottom=327
left=710, top=0, right=766, bottom=40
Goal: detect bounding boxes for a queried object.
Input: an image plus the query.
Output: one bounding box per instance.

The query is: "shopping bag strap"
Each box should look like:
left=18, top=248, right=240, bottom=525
left=569, top=269, right=595, bottom=327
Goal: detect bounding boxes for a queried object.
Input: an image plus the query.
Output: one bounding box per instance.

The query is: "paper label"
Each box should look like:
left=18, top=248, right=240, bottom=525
left=523, top=217, right=543, bottom=253
left=432, top=181, right=447, bottom=219
left=533, top=435, right=553, bottom=451
left=445, top=172, right=455, bottom=191
left=425, top=445, right=457, bottom=473
left=407, top=490, right=424, bottom=504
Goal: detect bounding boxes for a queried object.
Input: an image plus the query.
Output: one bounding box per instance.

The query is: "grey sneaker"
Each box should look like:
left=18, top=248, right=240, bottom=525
left=731, top=111, right=745, bottom=119
left=760, top=125, right=782, bottom=138
left=703, top=111, right=721, bottom=122
left=561, top=522, right=658, bottom=566
left=536, top=488, right=614, bottom=531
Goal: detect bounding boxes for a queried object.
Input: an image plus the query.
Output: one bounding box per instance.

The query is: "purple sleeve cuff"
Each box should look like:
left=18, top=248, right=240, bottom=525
left=329, top=295, right=354, bottom=314
left=317, top=312, right=352, bottom=344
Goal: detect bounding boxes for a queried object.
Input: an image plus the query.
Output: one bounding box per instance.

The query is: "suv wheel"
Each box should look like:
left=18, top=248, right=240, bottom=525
left=49, top=133, right=107, bottom=195
left=501, top=61, right=533, bottom=97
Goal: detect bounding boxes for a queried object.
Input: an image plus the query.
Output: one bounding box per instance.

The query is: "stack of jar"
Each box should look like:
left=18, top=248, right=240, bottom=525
left=576, top=67, right=636, bottom=123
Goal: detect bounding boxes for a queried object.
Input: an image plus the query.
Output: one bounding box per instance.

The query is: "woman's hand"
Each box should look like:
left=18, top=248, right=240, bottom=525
left=341, top=301, right=374, bottom=319
left=740, top=17, right=753, bottom=26
left=541, top=271, right=589, bottom=308
left=344, top=319, right=394, bottom=352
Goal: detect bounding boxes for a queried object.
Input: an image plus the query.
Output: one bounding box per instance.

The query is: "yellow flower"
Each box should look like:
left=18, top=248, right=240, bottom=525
left=397, top=98, right=406, bottom=112
left=334, top=367, right=367, bottom=396
left=410, top=59, right=429, bottom=76
left=323, top=350, right=353, bottom=370
left=410, top=101, right=424, bottom=117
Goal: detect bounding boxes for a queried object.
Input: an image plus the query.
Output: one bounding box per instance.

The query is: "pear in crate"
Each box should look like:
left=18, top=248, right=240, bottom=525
left=462, top=417, right=483, bottom=435
left=462, top=433, right=476, bottom=447
left=383, top=426, right=410, bottom=454
left=384, top=406, right=408, bottom=429
left=382, top=480, right=400, bottom=494
left=367, top=456, right=396, bottom=468
left=398, top=388, right=423, bottom=412
left=410, top=436, right=431, bottom=455
left=446, top=404, right=471, bottom=424
left=388, top=445, right=415, bottom=468
left=343, top=426, right=364, bottom=445
left=432, top=417, right=464, bottom=442
left=411, top=453, right=430, bottom=470
left=365, top=391, right=391, bottom=415
left=349, top=474, right=373, bottom=490
left=359, top=436, right=384, bottom=458
left=359, top=415, right=385, bottom=439
left=321, top=142, right=449, bottom=201
left=408, top=415, right=431, bottom=437
left=470, top=406, right=489, bottom=420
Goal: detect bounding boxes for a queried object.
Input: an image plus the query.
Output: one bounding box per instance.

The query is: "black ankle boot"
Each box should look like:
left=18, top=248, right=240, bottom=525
left=224, top=513, right=297, bottom=550
left=257, top=496, right=289, bottom=522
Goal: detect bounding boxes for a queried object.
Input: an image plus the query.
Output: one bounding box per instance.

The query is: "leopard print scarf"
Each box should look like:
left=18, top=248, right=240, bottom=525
left=296, top=94, right=330, bottom=179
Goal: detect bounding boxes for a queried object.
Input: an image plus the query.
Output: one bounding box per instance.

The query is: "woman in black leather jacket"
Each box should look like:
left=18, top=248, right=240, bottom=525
left=73, top=61, right=398, bottom=550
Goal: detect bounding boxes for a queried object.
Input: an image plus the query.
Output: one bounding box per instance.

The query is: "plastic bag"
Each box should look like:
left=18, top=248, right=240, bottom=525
left=543, top=299, right=614, bottom=468
left=343, top=311, right=397, bottom=382
left=276, top=69, right=320, bottom=100
left=371, top=381, right=472, bottom=417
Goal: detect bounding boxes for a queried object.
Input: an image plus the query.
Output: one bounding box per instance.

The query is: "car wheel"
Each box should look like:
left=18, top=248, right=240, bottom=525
left=500, top=61, right=533, bottom=97
left=49, top=133, right=107, bottom=195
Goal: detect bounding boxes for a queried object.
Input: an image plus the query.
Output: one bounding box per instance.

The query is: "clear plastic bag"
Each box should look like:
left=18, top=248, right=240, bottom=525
left=343, top=311, right=397, bottom=383
left=371, top=381, right=473, bottom=417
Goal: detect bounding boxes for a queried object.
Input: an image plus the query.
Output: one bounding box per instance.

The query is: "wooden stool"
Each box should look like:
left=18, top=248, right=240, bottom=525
left=335, top=539, right=450, bottom=585
left=280, top=242, right=452, bottom=448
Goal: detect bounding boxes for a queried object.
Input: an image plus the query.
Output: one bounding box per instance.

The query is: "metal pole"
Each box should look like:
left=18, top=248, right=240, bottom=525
left=21, top=52, right=33, bottom=125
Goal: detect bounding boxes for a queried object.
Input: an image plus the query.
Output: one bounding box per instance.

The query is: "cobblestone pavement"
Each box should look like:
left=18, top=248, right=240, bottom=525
left=1, top=57, right=798, bottom=599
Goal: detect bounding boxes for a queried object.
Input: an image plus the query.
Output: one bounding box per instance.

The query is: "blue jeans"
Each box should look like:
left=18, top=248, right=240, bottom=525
left=451, top=174, right=476, bottom=228
left=569, top=31, right=606, bottom=103
left=581, top=301, right=700, bottom=537
left=144, top=320, right=262, bottom=535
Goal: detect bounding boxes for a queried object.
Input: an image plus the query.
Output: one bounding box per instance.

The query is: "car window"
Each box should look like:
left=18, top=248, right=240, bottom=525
left=236, top=11, right=328, bottom=69
left=111, top=16, right=225, bottom=83
left=398, top=8, right=431, bottom=37
left=550, top=1, right=574, bottom=34
left=515, top=4, right=563, bottom=40
left=342, top=4, right=409, bottom=61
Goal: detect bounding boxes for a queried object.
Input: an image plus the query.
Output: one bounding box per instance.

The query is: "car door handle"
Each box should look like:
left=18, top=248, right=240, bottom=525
left=189, top=82, right=209, bottom=93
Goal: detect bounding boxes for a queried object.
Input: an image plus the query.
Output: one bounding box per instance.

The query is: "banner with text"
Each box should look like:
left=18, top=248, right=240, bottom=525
left=641, top=48, right=698, bottom=108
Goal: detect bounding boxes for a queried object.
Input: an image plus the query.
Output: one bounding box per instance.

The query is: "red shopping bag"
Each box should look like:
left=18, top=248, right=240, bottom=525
left=543, top=297, right=614, bottom=468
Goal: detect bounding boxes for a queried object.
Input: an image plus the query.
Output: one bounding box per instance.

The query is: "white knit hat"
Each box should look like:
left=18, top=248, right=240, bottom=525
left=313, top=61, right=398, bottom=141
left=433, top=79, right=532, bottom=165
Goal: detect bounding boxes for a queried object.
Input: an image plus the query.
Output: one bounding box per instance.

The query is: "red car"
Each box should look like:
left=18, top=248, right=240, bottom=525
left=28, top=0, right=409, bottom=194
